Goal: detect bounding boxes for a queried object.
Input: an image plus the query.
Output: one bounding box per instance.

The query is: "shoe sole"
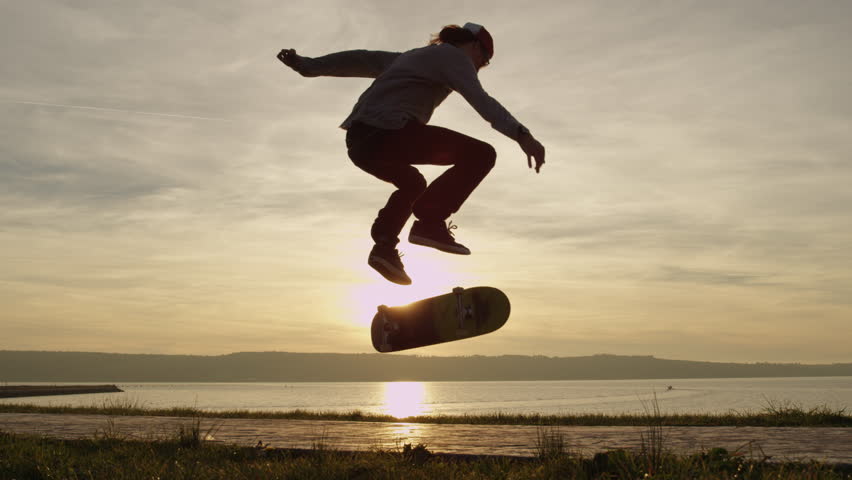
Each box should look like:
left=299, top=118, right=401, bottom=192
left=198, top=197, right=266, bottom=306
left=368, top=256, right=412, bottom=285
left=408, top=235, right=471, bottom=255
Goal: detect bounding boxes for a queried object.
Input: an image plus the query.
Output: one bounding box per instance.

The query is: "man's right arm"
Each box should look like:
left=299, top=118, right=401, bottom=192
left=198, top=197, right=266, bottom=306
left=439, top=51, right=546, bottom=173
left=277, top=49, right=401, bottom=78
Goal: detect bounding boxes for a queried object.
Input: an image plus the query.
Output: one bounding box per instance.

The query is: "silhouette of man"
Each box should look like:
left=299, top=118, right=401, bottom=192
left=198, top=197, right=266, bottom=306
left=278, top=23, right=545, bottom=285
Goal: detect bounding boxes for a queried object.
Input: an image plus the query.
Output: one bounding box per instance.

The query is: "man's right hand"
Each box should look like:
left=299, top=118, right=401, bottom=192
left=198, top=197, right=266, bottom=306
left=277, top=48, right=303, bottom=71
left=519, top=134, right=546, bottom=174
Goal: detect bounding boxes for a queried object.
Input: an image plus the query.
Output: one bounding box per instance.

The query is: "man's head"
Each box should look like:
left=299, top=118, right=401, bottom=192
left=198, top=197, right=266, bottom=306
left=429, top=23, right=494, bottom=69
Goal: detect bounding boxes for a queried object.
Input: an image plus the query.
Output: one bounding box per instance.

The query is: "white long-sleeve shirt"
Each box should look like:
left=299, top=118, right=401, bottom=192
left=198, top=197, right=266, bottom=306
left=294, top=43, right=525, bottom=141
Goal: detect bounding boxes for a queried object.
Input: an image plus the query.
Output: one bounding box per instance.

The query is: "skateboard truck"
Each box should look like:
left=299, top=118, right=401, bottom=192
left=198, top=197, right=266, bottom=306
left=453, top=287, right=474, bottom=335
left=376, top=305, right=397, bottom=353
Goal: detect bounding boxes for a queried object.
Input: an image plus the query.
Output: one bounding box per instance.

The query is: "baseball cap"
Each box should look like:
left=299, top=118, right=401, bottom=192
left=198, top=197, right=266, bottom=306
left=462, top=22, right=494, bottom=60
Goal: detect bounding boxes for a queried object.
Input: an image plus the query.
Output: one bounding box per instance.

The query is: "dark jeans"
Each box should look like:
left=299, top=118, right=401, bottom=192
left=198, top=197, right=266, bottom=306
left=346, top=121, right=496, bottom=247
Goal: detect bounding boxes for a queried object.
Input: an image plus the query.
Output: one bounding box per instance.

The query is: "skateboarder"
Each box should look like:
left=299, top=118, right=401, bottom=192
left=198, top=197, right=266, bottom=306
left=278, top=23, right=545, bottom=285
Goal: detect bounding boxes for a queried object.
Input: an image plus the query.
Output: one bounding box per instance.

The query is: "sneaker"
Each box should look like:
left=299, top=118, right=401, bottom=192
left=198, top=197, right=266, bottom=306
left=408, top=220, right=471, bottom=255
left=368, top=245, right=412, bottom=285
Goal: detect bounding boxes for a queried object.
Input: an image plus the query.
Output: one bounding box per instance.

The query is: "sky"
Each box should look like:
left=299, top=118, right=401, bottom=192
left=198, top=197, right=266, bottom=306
left=1, top=0, right=851, bottom=363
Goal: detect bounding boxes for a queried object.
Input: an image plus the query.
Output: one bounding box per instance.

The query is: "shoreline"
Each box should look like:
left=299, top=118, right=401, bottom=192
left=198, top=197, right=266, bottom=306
left=0, top=385, right=123, bottom=399
left=1, top=402, right=849, bottom=427
left=2, top=412, right=851, bottom=465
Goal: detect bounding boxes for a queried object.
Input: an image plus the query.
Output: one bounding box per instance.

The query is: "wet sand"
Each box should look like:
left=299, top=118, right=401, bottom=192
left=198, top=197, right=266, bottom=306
left=1, top=412, right=850, bottom=464
left=0, top=385, right=123, bottom=398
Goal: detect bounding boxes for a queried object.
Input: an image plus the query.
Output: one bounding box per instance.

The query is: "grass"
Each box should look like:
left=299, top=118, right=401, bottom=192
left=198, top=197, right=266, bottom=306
left=1, top=397, right=849, bottom=427
left=0, top=429, right=848, bottom=480
left=2, top=397, right=850, bottom=478
left=639, top=392, right=666, bottom=475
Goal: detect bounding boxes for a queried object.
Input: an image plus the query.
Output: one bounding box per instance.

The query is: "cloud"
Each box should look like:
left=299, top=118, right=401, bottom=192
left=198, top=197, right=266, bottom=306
left=1, top=100, right=230, bottom=122
left=652, top=266, right=775, bottom=287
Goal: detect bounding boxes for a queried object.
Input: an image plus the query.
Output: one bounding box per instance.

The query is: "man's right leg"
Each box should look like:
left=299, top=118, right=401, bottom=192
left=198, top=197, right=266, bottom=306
left=347, top=123, right=427, bottom=285
left=367, top=168, right=428, bottom=248
left=365, top=167, right=426, bottom=285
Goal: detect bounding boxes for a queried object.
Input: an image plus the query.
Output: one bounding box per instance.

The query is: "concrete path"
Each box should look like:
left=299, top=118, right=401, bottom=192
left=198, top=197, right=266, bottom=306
left=1, top=413, right=850, bottom=464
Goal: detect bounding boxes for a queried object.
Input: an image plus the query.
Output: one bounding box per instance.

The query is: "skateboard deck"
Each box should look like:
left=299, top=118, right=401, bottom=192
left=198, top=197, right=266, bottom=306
left=371, top=286, right=510, bottom=353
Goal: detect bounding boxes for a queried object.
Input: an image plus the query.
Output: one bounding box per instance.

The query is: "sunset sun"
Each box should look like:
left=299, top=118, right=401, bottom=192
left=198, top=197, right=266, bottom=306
left=347, top=241, right=482, bottom=327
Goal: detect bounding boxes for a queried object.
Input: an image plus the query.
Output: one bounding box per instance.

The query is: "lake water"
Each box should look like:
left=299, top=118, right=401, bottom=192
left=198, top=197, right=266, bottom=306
left=3, top=377, right=850, bottom=418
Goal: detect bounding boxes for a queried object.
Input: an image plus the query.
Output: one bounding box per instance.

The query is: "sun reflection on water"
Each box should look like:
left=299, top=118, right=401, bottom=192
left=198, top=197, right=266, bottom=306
left=382, top=382, right=427, bottom=418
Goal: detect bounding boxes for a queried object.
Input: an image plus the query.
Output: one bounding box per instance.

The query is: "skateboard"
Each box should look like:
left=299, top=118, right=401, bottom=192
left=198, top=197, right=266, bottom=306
left=371, top=286, right=511, bottom=353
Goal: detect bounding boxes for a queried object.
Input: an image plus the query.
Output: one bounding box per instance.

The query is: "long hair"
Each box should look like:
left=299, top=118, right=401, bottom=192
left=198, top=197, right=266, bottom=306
left=428, top=24, right=476, bottom=47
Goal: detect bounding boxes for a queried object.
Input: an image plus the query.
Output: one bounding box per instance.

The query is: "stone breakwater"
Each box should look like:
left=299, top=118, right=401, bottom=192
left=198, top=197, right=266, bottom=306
left=0, top=385, right=123, bottom=398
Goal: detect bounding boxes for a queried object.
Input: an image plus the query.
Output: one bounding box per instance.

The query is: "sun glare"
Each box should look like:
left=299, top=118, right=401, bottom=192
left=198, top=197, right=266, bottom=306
left=347, top=241, right=481, bottom=327
left=382, top=381, right=427, bottom=418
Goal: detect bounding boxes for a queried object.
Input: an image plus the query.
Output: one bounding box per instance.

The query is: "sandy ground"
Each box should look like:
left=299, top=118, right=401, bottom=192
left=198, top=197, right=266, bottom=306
left=1, top=413, right=850, bottom=464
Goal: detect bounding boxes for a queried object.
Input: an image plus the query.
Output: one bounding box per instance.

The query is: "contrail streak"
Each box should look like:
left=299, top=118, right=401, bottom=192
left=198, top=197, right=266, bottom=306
left=1, top=100, right=230, bottom=122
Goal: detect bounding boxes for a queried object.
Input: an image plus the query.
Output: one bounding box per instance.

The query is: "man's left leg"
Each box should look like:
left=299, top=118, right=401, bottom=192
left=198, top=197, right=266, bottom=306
left=379, top=122, right=497, bottom=254
left=413, top=133, right=496, bottom=223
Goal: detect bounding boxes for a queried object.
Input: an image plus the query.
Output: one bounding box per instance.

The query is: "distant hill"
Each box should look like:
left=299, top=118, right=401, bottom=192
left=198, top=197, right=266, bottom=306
left=1, top=351, right=851, bottom=382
